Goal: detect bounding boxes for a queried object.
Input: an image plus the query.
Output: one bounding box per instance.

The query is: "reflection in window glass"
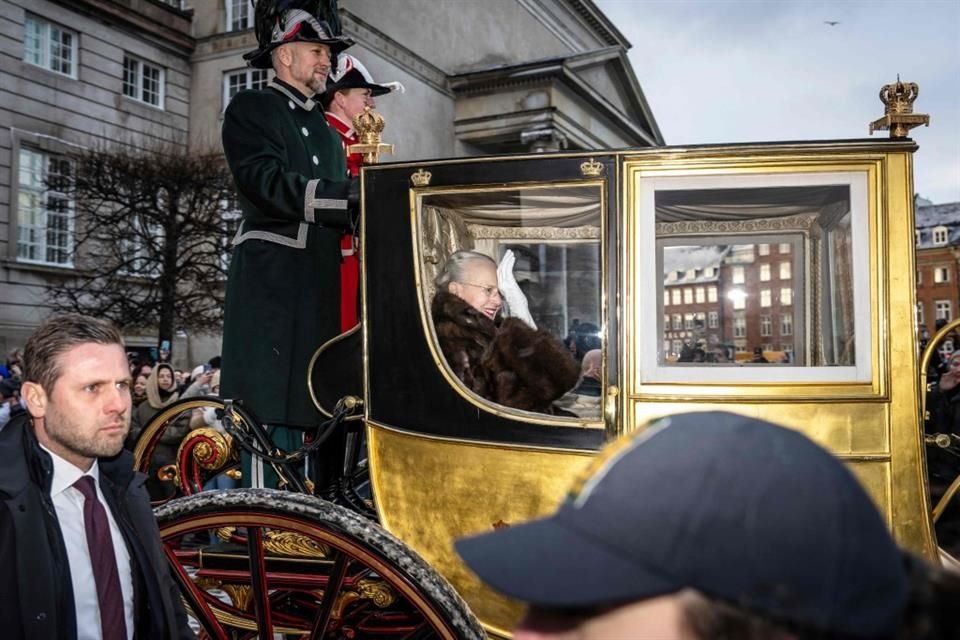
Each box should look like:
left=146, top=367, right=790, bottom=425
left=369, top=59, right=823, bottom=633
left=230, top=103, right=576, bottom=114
left=695, top=287, right=705, bottom=303
left=419, top=185, right=601, bottom=419
left=655, top=182, right=857, bottom=368
left=672, top=289, right=681, bottom=305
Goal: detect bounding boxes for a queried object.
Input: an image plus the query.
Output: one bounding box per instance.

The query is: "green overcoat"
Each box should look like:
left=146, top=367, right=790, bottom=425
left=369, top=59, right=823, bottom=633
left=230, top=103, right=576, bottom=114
left=221, top=79, right=352, bottom=428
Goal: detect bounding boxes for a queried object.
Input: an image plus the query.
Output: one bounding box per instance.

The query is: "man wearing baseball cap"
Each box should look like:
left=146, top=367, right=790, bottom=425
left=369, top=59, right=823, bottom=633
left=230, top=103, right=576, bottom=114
left=456, top=412, right=959, bottom=639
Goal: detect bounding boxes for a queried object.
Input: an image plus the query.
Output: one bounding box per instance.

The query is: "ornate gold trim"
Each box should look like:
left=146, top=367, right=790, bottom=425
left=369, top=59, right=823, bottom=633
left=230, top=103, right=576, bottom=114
left=467, top=223, right=600, bottom=240
left=263, top=530, right=331, bottom=557
left=306, top=322, right=363, bottom=421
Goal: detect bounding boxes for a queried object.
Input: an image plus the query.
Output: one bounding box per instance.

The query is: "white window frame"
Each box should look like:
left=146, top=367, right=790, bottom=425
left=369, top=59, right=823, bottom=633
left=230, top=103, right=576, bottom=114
left=695, top=286, right=705, bottom=303
left=16, top=146, right=75, bottom=267
left=933, top=226, right=949, bottom=246
left=707, top=286, right=718, bottom=303
left=683, top=288, right=693, bottom=304
left=760, top=289, right=771, bottom=307
left=223, top=68, right=271, bottom=110
left=671, top=289, right=681, bottom=306
left=123, top=54, right=165, bottom=108
left=780, top=314, right=793, bottom=336
left=226, top=0, right=255, bottom=32
left=760, top=315, right=772, bottom=337
left=733, top=314, right=746, bottom=338
left=936, top=300, right=952, bottom=321
left=119, top=215, right=163, bottom=277
left=780, top=261, right=791, bottom=279
left=780, top=287, right=793, bottom=306
left=639, top=170, right=871, bottom=384
left=708, top=311, right=718, bottom=329
left=934, top=266, right=950, bottom=283
left=23, top=14, right=77, bottom=78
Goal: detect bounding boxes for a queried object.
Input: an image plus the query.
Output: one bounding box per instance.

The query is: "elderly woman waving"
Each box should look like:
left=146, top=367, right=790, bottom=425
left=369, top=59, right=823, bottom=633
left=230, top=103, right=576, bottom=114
left=431, top=250, right=578, bottom=414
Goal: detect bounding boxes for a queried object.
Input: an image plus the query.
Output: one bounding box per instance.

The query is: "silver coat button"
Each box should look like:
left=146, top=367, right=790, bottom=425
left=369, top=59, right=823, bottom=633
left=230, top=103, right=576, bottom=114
left=301, top=127, right=309, bottom=136
left=312, top=155, right=319, bottom=165
left=288, top=100, right=295, bottom=110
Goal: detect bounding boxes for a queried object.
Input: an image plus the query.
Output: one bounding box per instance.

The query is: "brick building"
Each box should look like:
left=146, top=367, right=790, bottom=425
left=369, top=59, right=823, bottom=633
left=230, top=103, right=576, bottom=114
left=915, top=199, right=960, bottom=355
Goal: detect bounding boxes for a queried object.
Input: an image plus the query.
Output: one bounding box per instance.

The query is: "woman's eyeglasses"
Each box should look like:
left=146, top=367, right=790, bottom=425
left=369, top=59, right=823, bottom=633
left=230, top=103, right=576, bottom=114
left=458, top=282, right=502, bottom=299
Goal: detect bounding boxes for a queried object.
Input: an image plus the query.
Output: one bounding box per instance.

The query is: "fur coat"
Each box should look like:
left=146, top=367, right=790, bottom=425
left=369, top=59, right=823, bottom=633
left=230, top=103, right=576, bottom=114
left=432, top=290, right=579, bottom=413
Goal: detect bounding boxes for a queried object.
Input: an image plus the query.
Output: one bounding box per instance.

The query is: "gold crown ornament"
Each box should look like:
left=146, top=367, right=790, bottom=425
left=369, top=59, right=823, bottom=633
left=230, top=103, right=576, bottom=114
left=869, top=77, right=930, bottom=138
left=580, top=158, right=604, bottom=177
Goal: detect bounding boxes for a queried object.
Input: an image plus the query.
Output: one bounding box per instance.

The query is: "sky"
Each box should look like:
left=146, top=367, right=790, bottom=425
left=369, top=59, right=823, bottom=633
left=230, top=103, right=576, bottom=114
left=594, top=0, right=960, bottom=204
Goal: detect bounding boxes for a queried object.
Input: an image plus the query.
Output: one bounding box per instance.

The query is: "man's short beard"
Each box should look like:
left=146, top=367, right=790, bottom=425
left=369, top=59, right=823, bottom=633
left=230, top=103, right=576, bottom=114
left=43, top=406, right=129, bottom=461
left=306, top=75, right=325, bottom=95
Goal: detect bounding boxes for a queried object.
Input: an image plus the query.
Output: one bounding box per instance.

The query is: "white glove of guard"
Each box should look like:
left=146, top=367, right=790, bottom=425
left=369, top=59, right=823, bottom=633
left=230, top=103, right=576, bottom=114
left=497, top=249, right=537, bottom=329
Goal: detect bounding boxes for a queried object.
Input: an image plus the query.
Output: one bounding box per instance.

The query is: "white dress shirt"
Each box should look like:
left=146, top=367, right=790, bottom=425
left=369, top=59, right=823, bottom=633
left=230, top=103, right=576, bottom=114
left=42, top=445, right=135, bottom=640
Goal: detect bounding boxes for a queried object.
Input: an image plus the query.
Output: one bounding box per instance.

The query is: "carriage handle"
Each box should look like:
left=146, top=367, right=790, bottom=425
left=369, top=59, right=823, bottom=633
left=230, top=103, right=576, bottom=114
left=918, top=317, right=960, bottom=422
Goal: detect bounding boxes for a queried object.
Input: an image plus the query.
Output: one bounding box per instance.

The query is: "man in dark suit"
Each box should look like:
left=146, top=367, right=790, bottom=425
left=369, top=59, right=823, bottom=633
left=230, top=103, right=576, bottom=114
left=220, top=2, right=357, bottom=488
left=0, top=314, right=190, bottom=639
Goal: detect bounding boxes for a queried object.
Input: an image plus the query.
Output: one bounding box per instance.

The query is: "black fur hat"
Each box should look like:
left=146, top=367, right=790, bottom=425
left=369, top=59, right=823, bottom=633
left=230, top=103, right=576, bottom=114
left=244, top=0, right=353, bottom=69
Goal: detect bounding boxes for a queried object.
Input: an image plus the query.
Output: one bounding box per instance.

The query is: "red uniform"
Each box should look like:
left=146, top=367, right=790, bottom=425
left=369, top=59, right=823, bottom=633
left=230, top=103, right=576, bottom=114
left=326, top=111, right=363, bottom=331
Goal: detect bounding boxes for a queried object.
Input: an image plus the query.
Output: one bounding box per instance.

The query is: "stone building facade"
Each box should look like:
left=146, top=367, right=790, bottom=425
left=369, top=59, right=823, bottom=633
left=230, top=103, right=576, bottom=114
left=0, top=0, right=662, bottom=367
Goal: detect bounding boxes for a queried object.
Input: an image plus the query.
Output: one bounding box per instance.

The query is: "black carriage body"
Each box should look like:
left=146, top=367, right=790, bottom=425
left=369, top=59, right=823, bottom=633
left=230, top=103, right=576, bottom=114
left=362, top=153, right=617, bottom=451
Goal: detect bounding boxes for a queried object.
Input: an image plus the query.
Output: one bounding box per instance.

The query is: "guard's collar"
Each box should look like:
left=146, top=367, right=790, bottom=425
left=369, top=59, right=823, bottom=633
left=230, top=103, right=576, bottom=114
left=269, top=79, right=317, bottom=111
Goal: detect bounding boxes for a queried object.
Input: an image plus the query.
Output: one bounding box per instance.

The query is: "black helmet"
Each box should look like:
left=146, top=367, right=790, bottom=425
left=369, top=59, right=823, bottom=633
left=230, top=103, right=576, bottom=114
left=244, top=0, right=353, bottom=70
left=325, top=54, right=404, bottom=98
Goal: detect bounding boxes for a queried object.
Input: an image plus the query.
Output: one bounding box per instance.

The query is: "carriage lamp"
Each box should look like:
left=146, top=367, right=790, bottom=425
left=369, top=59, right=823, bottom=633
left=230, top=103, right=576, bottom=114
left=869, top=77, right=930, bottom=138
left=349, top=106, right=394, bottom=164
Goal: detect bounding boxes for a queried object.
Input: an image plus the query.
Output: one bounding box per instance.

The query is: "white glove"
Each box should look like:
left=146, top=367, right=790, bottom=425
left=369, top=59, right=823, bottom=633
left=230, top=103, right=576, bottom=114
left=497, top=249, right=537, bottom=329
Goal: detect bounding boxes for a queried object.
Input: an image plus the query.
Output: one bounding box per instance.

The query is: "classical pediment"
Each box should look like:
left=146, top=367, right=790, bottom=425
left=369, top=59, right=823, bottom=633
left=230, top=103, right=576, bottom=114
left=449, top=47, right=664, bottom=153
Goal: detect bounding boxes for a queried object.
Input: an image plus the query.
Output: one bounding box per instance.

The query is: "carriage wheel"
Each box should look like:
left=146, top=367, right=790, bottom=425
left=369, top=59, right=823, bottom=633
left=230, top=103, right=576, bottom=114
left=156, top=489, right=485, bottom=639
left=132, top=397, right=252, bottom=504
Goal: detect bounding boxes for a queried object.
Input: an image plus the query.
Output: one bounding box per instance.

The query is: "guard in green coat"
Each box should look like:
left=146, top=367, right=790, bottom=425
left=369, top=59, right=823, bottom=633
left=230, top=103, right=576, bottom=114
left=220, top=2, right=356, bottom=487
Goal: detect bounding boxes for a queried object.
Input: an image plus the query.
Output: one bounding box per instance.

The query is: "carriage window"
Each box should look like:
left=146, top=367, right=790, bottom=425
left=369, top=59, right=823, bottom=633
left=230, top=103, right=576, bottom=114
left=416, top=184, right=603, bottom=420
left=638, top=172, right=872, bottom=383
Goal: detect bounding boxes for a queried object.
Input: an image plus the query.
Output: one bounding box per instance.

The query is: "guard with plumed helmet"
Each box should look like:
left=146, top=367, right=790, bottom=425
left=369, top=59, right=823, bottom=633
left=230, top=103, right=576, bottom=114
left=220, top=0, right=356, bottom=489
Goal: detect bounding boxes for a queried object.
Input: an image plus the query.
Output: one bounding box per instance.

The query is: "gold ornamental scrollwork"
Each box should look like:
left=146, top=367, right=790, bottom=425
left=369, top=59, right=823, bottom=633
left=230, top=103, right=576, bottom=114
left=263, top=530, right=331, bottom=558
left=183, top=427, right=234, bottom=471
left=411, top=168, right=432, bottom=186
left=357, top=578, right=396, bottom=608
left=468, top=223, right=600, bottom=240
left=221, top=584, right=254, bottom=612
left=655, top=212, right=820, bottom=236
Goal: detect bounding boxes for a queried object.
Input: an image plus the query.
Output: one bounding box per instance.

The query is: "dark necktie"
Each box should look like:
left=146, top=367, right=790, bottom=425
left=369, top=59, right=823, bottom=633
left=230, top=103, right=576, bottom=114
left=74, top=475, right=128, bottom=640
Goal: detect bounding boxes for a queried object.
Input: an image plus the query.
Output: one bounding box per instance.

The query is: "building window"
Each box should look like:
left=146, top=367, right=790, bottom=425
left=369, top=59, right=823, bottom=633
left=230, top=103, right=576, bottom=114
left=780, top=261, right=791, bottom=279
left=760, top=264, right=771, bottom=281
left=119, top=216, right=163, bottom=277
left=156, top=0, right=183, bottom=7
left=672, top=339, right=683, bottom=355
left=695, top=287, right=705, bottom=303
left=707, top=286, right=718, bottom=303
left=933, top=226, right=949, bottom=246
left=663, top=291, right=670, bottom=307
left=684, top=313, right=694, bottom=330
left=760, top=289, right=771, bottom=307
left=23, top=15, right=77, bottom=77
left=732, top=266, right=745, bottom=284
left=778, top=243, right=791, bottom=254
left=732, top=292, right=746, bottom=310
left=708, top=311, right=718, bottom=329
left=226, top=0, right=255, bottom=31
left=683, top=288, right=693, bottom=304
left=224, top=68, right=271, bottom=108
left=760, top=315, right=772, bottom=337
left=17, top=147, right=74, bottom=266
left=781, top=287, right=793, bottom=306
left=916, top=269, right=922, bottom=285
left=758, top=243, right=770, bottom=256
left=934, top=266, right=950, bottom=283
left=733, top=314, right=746, bottom=338
left=671, top=289, right=682, bottom=306
left=917, top=303, right=924, bottom=326
left=916, top=230, right=922, bottom=245
left=123, top=55, right=164, bottom=107
left=780, top=314, right=793, bottom=336
left=936, top=300, right=951, bottom=321
left=672, top=314, right=682, bottom=330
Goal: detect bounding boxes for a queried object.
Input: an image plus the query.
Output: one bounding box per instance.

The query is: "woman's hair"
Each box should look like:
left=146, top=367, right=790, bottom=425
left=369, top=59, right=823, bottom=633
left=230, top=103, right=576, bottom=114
left=434, top=250, right=495, bottom=290
left=678, top=554, right=960, bottom=640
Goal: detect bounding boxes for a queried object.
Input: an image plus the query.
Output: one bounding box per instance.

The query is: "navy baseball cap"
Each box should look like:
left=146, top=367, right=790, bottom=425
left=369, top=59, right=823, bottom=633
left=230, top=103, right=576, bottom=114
left=455, top=412, right=909, bottom=637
